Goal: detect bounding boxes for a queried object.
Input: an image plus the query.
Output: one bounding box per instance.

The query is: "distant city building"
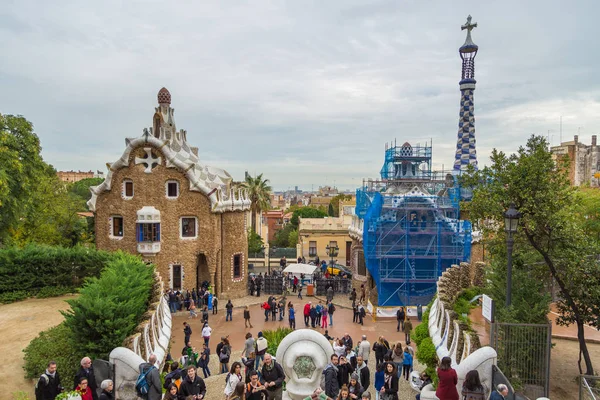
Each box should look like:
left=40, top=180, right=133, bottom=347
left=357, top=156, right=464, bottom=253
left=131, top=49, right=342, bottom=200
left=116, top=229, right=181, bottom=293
left=318, top=185, right=338, bottom=196
left=57, top=170, right=104, bottom=182
left=551, top=135, right=600, bottom=187
left=299, top=215, right=354, bottom=267
left=88, top=88, right=250, bottom=298
left=261, top=209, right=286, bottom=243
left=309, top=196, right=333, bottom=209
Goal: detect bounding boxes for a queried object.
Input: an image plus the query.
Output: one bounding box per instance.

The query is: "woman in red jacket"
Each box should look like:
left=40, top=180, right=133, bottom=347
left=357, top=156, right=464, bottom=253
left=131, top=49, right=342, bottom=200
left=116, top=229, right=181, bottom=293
left=435, top=357, right=459, bottom=400
left=75, top=377, right=93, bottom=400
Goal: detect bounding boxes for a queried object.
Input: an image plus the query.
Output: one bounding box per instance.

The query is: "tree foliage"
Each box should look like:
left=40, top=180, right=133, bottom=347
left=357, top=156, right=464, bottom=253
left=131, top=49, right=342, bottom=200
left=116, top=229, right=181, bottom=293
left=461, top=135, right=600, bottom=375
left=329, top=193, right=353, bottom=217
left=272, top=224, right=297, bottom=248
left=62, top=252, right=154, bottom=360
left=68, top=177, right=104, bottom=203
left=248, top=229, right=264, bottom=255
left=290, top=207, right=328, bottom=228
left=242, top=173, right=272, bottom=233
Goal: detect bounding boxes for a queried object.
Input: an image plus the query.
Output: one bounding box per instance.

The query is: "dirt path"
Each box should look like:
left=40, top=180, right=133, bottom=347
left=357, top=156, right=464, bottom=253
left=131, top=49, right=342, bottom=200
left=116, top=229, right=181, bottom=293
left=0, top=295, right=75, bottom=400
left=550, top=338, right=600, bottom=400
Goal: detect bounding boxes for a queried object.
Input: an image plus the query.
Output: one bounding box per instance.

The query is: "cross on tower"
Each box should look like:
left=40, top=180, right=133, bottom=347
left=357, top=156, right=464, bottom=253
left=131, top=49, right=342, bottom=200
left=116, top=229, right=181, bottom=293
left=135, top=148, right=162, bottom=173
left=461, top=15, right=477, bottom=33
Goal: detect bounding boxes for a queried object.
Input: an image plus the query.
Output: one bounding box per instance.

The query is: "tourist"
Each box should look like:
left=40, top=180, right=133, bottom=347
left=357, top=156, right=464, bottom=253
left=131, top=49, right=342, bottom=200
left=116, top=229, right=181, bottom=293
left=256, top=274, right=262, bottom=297
left=75, top=377, right=93, bottom=400
left=324, top=330, right=334, bottom=341
left=199, top=343, right=211, bottom=378
left=181, top=342, right=192, bottom=364
left=262, top=300, right=270, bottom=322
left=355, top=356, right=370, bottom=391
left=361, top=392, right=371, bottom=400
left=303, top=302, right=311, bottom=326
left=333, top=339, right=346, bottom=358
left=168, top=290, right=178, bottom=313
left=289, top=303, right=296, bottom=330
left=36, top=361, right=63, bottom=400
left=321, top=303, right=329, bottom=328
left=346, top=347, right=357, bottom=371
left=435, top=357, right=459, bottom=400
left=183, top=322, right=192, bottom=345
left=278, top=297, right=286, bottom=320
left=461, top=370, right=485, bottom=400
left=379, top=363, right=398, bottom=400
left=226, top=300, right=234, bottom=321
left=228, top=381, right=246, bottom=400
left=243, top=332, right=255, bottom=359
left=163, top=383, right=180, bottom=400
left=352, top=303, right=359, bottom=324
left=212, top=295, right=219, bottom=315
left=390, top=343, right=403, bottom=378
left=98, top=379, right=113, bottom=400
left=337, top=355, right=354, bottom=387
left=402, top=347, right=413, bottom=381
left=244, top=305, right=253, bottom=328
left=343, top=333, right=354, bottom=350
left=337, top=385, right=350, bottom=400
left=328, top=301, right=335, bottom=326
left=323, top=354, right=340, bottom=399
left=202, top=322, right=212, bottom=346
left=246, top=370, right=266, bottom=400
left=357, top=336, right=370, bottom=365
left=74, top=357, right=98, bottom=400
left=224, top=362, right=244, bottom=399
left=359, top=284, right=366, bottom=303
left=261, top=354, right=285, bottom=400
left=138, top=354, right=162, bottom=400
left=280, top=256, right=286, bottom=270
left=357, top=303, right=365, bottom=325
left=373, top=363, right=385, bottom=400
left=310, top=304, right=318, bottom=328
left=489, top=384, right=509, bottom=400
left=349, top=288, right=357, bottom=306
left=396, top=307, right=405, bottom=332
left=316, top=301, right=323, bottom=326
left=403, top=317, right=413, bottom=345
left=255, top=331, right=268, bottom=371
left=297, top=283, right=303, bottom=299
left=163, top=362, right=182, bottom=389
left=271, top=300, right=278, bottom=321
left=202, top=306, right=210, bottom=323
left=218, top=337, right=232, bottom=374
left=250, top=279, right=256, bottom=296
left=293, top=275, right=298, bottom=292
left=348, top=373, right=363, bottom=399
left=373, top=337, right=390, bottom=367
left=327, top=285, right=334, bottom=303
left=189, top=298, right=198, bottom=319
left=180, top=364, right=207, bottom=399
left=415, top=372, right=432, bottom=400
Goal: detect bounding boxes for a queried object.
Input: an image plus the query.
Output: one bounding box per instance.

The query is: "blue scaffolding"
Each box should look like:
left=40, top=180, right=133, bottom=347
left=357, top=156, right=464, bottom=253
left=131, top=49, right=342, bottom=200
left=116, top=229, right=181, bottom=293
left=357, top=142, right=471, bottom=307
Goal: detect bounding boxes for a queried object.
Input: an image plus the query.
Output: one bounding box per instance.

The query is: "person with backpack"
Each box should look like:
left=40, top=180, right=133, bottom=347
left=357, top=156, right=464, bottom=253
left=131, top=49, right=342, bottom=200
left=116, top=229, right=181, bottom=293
left=261, top=354, right=285, bottom=400
left=180, top=364, right=207, bottom=399
left=198, top=343, right=211, bottom=378
left=183, top=322, right=192, bottom=345
left=254, top=331, right=268, bottom=371
left=217, top=337, right=232, bottom=374
left=246, top=370, right=266, bottom=400
left=322, top=354, right=340, bottom=399
left=36, top=360, right=63, bottom=400
left=328, top=301, right=336, bottom=326
left=224, top=362, right=244, bottom=399
left=226, top=300, right=234, bottom=321
left=137, top=354, right=162, bottom=400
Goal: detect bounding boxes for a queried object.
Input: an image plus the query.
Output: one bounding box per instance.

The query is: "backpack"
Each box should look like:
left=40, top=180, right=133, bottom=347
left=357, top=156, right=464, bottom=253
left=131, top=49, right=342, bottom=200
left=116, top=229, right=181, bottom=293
left=135, top=365, right=155, bottom=396
left=329, top=304, right=336, bottom=313
left=35, top=374, right=49, bottom=400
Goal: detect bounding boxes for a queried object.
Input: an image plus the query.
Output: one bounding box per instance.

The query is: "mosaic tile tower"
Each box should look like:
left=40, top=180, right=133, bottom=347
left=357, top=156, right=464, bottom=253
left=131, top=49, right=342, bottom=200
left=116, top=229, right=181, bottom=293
left=454, top=15, right=479, bottom=171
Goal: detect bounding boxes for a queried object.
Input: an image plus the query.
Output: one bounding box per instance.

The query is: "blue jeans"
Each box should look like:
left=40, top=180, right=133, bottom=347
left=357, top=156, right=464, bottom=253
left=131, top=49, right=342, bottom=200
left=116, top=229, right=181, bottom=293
left=220, top=362, right=228, bottom=374
left=169, top=301, right=176, bottom=313
left=226, top=310, right=232, bottom=321
left=255, top=354, right=264, bottom=370
left=329, top=314, right=333, bottom=325
left=279, top=309, right=284, bottom=320
left=201, top=365, right=210, bottom=378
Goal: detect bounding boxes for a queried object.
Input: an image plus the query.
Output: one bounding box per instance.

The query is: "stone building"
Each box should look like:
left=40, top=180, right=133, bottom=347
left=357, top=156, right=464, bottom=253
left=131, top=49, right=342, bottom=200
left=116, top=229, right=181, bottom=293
left=551, top=135, right=600, bottom=187
left=299, top=215, right=353, bottom=266
left=88, top=88, right=251, bottom=298
left=57, top=170, right=103, bottom=182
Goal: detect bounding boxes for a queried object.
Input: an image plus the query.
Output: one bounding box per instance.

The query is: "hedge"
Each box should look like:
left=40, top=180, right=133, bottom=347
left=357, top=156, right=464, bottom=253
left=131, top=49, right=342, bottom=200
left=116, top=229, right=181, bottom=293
left=62, top=251, right=154, bottom=360
left=0, top=244, right=113, bottom=296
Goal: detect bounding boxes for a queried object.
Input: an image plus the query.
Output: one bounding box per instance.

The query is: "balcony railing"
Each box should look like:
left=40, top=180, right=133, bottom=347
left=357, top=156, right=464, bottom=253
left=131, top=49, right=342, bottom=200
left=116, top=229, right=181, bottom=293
left=137, top=242, right=161, bottom=254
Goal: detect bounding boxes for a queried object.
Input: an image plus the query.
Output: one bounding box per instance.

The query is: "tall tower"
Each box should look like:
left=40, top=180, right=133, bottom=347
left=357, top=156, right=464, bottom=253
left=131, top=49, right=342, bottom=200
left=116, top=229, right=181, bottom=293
left=453, top=15, right=479, bottom=171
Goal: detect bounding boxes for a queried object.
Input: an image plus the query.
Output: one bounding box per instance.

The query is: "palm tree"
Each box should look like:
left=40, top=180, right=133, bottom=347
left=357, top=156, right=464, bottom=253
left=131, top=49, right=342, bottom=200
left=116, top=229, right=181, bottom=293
left=242, top=173, right=272, bottom=233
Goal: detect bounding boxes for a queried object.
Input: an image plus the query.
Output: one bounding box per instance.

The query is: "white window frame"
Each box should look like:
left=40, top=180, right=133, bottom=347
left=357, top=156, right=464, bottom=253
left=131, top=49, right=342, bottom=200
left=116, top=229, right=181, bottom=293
left=110, top=215, right=124, bottom=239
left=166, top=180, right=179, bottom=199
left=180, top=216, right=198, bottom=239
left=122, top=179, right=134, bottom=199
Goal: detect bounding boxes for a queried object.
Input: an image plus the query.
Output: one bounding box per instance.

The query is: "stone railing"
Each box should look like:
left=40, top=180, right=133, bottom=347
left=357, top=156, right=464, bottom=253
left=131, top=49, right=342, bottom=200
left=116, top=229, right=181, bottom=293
left=109, top=271, right=172, bottom=399
left=420, top=262, right=497, bottom=400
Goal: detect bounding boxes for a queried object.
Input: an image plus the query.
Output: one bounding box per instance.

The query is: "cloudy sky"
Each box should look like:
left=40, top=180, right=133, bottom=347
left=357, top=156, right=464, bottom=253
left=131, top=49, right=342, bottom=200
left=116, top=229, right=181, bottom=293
left=1, top=1, right=599, bottom=191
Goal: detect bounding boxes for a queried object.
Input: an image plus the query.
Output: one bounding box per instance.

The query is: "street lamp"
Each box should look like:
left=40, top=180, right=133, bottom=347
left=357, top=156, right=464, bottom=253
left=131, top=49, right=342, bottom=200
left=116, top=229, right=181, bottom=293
left=326, top=243, right=339, bottom=277
left=504, top=203, right=521, bottom=307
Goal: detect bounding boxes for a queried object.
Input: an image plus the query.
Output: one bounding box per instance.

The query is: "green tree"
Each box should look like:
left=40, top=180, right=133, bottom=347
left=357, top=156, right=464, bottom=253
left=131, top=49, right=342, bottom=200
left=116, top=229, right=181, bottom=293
left=462, top=135, right=600, bottom=375
left=69, top=177, right=104, bottom=204
left=290, top=207, right=328, bottom=228
left=242, top=173, right=272, bottom=233
left=0, top=114, right=51, bottom=245
left=329, top=193, right=352, bottom=217
left=248, top=229, right=264, bottom=256
left=272, top=224, right=296, bottom=247
left=328, top=202, right=334, bottom=216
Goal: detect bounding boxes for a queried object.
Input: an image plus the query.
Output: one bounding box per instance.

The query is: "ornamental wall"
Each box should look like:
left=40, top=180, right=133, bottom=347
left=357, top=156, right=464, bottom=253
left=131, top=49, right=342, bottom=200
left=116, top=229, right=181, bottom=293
left=95, top=145, right=248, bottom=298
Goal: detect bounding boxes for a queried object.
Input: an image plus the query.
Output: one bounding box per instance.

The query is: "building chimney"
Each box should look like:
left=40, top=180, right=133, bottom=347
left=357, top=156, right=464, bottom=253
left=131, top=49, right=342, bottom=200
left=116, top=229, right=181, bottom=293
left=593, top=135, right=597, bottom=147
left=574, top=135, right=579, bottom=144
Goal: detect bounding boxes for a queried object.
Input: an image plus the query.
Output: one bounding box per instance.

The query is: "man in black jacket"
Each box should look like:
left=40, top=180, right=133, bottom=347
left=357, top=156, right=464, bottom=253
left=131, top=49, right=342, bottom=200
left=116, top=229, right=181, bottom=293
left=355, top=356, right=370, bottom=392
left=337, top=355, right=354, bottom=387
left=183, top=322, right=192, bottom=344
left=73, top=357, right=98, bottom=400
left=138, top=354, right=162, bottom=400
left=261, top=354, right=285, bottom=400
left=180, top=364, right=207, bottom=399
left=37, top=361, right=63, bottom=400
left=323, top=354, right=339, bottom=399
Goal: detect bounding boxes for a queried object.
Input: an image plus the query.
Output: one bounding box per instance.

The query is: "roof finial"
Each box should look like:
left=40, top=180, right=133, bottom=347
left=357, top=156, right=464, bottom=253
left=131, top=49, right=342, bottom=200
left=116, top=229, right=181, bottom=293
left=461, top=15, right=477, bottom=47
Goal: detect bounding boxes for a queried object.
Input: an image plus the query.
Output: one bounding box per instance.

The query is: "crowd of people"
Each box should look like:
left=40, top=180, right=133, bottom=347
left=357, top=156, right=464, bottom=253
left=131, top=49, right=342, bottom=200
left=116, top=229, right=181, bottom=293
left=35, top=283, right=509, bottom=400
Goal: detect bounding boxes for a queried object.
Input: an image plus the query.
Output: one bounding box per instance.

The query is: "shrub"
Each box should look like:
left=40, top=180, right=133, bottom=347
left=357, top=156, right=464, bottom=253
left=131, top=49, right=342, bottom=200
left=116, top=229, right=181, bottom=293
left=0, top=244, right=113, bottom=295
left=416, top=337, right=437, bottom=370
left=0, top=290, right=32, bottom=304
left=413, top=322, right=429, bottom=346
left=62, top=252, right=154, bottom=360
left=22, top=322, right=82, bottom=380
left=36, top=286, right=76, bottom=299
left=262, top=327, right=294, bottom=356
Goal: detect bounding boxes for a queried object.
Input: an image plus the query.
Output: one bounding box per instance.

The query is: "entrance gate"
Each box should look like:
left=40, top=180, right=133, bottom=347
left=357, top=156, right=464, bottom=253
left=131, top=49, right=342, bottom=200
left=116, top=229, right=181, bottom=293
left=490, top=322, right=552, bottom=399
